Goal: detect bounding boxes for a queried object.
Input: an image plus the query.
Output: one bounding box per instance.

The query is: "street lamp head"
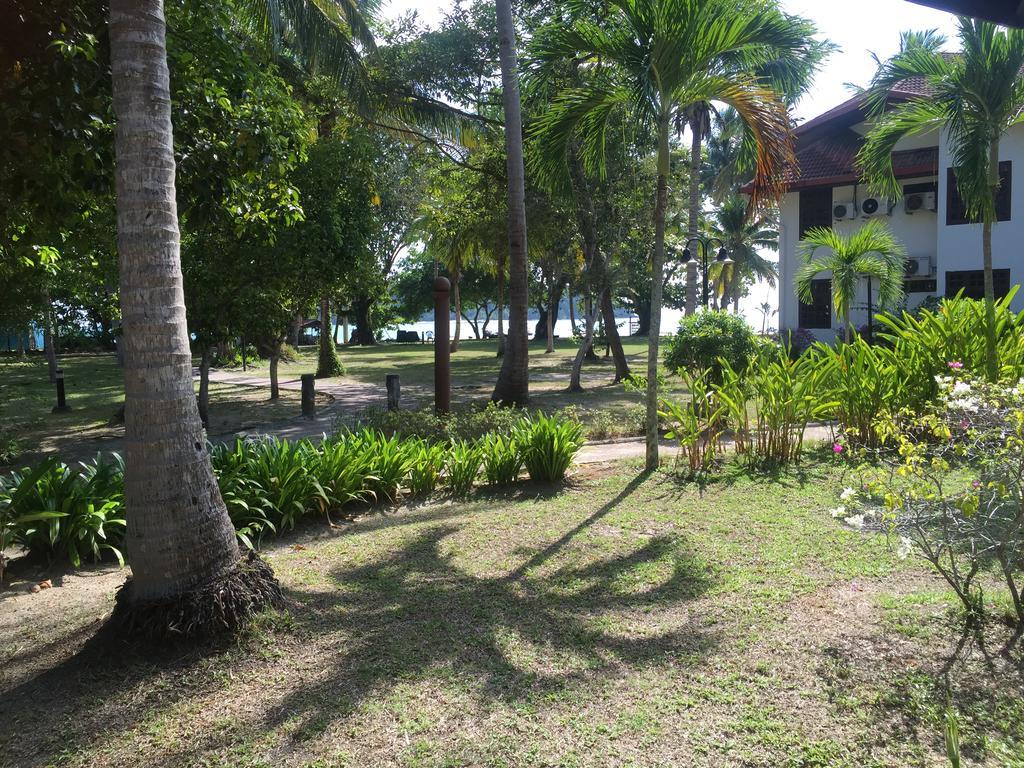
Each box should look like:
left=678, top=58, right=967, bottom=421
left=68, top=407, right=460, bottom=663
left=681, top=247, right=692, bottom=262
left=716, top=247, right=733, bottom=265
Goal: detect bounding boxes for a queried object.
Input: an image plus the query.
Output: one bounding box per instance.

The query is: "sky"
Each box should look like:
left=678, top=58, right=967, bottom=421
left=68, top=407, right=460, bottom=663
left=379, top=0, right=964, bottom=327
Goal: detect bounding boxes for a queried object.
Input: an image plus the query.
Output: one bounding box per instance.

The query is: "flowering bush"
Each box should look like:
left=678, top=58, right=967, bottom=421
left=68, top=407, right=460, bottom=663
left=835, top=372, right=1024, bottom=633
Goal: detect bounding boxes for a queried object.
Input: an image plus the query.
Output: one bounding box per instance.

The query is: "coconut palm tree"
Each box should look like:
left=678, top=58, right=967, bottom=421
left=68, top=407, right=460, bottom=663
left=107, top=0, right=281, bottom=637
left=707, top=196, right=779, bottom=314
left=795, top=220, right=907, bottom=336
left=530, top=0, right=802, bottom=469
left=858, top=20, right=1024, bottom=381
left=491, top=0, right=530, bottom=406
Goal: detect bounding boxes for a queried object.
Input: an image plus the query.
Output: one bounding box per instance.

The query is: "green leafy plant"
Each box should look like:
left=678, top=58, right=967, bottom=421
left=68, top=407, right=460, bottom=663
left=663, top=311, right=757, bottom=383
left=407, top=439, right=446, bottom=497
left=309, top=435, right=375, bottom=519
left=445, top=440, right=483, bottom=497
left=659, top=369, right=725, bottom=473
left=480, top=432, right=523, bottom=486
left=516, top=413, right=585, bottom=483
left=349, top=429, right=414, bottom=504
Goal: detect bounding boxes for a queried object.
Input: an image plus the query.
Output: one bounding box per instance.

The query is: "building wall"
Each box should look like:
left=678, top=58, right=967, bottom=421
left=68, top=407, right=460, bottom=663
left=779, top=124, right=1024, bottom=339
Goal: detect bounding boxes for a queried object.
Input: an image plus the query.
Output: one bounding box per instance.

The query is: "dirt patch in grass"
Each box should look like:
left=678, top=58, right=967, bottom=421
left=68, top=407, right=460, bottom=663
left=1, top=464, right=1021, bottom=767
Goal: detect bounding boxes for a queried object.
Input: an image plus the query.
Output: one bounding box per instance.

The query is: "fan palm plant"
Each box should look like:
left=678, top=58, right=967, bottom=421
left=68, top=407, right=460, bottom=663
left=707, top=195, right=778, bottom=313
left=530, top=0, right=802, bottom=469
left=858, top=20, right=1024, bottom=380
left=795, top=220, right=907, bottom=336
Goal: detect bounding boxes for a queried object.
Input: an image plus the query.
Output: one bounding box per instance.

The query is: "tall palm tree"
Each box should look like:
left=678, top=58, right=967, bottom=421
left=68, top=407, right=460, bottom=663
left=491, top=0, right=530, bottom=406
left=707, top=195, right=779, bottom=314
left=858, top=20, right=1024, bottom=381
left=795, top=220, right=907, bottom=336
left=107, top=0, right=281, bottom=637
left=531, top=0, right=799, bottom=469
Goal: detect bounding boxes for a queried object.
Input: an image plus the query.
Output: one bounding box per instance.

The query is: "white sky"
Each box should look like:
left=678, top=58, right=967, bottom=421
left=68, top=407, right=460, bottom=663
left=381, top=0, right=964, bottom=326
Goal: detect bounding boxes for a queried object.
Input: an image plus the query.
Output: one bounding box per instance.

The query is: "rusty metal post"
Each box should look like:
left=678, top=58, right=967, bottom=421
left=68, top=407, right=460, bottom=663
left=300, top=373, right=315, bottom=419
left=433, top=276, right=451, bottom=414
left=386, top=373, right=401, bottom=411
left=52, top=368, right=72, bottom=413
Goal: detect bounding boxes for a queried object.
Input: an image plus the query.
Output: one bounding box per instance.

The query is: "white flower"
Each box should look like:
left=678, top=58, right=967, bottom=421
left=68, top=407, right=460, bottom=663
left=845, top=514, right=867, bottom=529
left=952, top=381, right=972, bottom=396
left=840, top=487, right=857, bottom=501
left=830, top=506, right=846, bottom=518
left=896, top=536, right=914, bottom=560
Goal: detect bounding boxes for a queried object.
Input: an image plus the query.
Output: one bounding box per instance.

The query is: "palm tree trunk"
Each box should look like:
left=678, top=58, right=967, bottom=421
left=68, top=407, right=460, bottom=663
left=108, top=0, right=280, bottom=635
left=451, top=263, right=462, bottom=353
left=646, top=117, right=671, bottom=470
left=982, top=136, right=1000, bottom=382
left=492, top=0, right=529, bottom=405
left=686, top=117, right=702, bottom=317
left=496, top=243, right=506, bottom=357
left=545, top=279, right=556, bottom=354
left=601, top=287, right=630, bottom=382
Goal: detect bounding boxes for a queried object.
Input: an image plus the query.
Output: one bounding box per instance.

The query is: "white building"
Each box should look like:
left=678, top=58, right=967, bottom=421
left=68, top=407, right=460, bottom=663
left=774, top=77, right=1024, bottom=339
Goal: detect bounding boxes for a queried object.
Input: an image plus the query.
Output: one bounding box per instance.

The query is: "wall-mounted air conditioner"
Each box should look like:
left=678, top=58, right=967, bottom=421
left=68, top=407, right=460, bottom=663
left=903, top=191, right=937, bottom=214
left=860, top=197, right=885, bottom=217
left=833, top=201, right=857, bottom=220
left=904, top=255, right=935, bottom=279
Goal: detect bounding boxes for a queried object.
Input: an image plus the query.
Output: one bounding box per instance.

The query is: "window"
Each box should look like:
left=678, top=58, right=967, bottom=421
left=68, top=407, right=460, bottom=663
left=799, top=188, right=833, bottom=239
left=946, top=162, right=1012, bottom=225
left=945, top=269, right=1011, bottom=300
left=799, top=279, right=832, bottom=329
left=905, top=278, right=937, bottom=294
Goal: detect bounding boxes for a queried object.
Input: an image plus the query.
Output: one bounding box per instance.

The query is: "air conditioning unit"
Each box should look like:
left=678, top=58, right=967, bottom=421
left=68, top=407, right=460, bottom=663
left=904, top=191, right=937, bottom=213
left=833, top=201, right=857, bottom=220
left=904, top=255, right=935, bottom=279
left=860, top=197, right=885, bottom=217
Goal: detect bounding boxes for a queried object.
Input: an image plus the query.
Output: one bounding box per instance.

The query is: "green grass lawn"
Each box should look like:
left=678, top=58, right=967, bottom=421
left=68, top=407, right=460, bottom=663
left=0, top=355, right=319, bottom=464
left=3, top=458, right=1021, bottom=767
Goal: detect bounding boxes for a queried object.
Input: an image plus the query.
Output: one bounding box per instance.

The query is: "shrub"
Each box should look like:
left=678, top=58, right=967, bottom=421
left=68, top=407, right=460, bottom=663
left=211, top=440, right=279, bottom=548
left=1, top=455, right=126, bottom=568
left=348, top=429, right=414, bottom=504
left=658, top=369, right=725, bottom=473
left=663, top=311, right=756, bottom=382
left=516, top=412, right=585, bottom=482
left=310, top=436, right=375, bottom=515
left=355, top=402, right=525, bottom=444
left=772, top=328, right=816, bottom=359
left=480, top=432, right=523, bottom=485
left=407, top=439, right=446, bottom=497
left=445, top=440, right=483, bottom=497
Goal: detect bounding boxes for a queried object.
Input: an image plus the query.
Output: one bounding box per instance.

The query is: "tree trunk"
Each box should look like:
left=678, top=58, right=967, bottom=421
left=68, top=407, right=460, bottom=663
left=568, top=285, right=576, bottom=332
left=686, top=117, right=702, bottom=317
left=535, top=281, right=565, bottom=341
left=43, top=289, right=57, bottom=383
left=568, top=304, right=597, bottom=392
left=451, top=265, right=462, bottom=353
left=646, top=118, right=670, bottom=470
left=982, top=135, right=1000, bottom=382
left=584, top=293, right=599, bottom=361
left=333, top=317, right=340, bottom=345
left=601, top=287, right=630, bottom=382
left=496, top=237, right=506, bottom=357
left=491, top=0, right=529, bottom=405
left=198, top=344, right=211, bottom=427
left=108, top=0, right=278, bottom=632
left=546, top=282, right=555, bottom=354
left=269, top=345, right=280, bottom=401
left=352, top=297, right=377, bottom=346
left=290, top=313, right=302, bottom=347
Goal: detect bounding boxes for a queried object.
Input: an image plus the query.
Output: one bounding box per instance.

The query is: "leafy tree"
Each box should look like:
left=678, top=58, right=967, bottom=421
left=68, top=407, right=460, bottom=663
left=796, top=220, right=907, bottom=335
left=531, top=0, right=798, bottom=469
left=858, top=20, right=1024, bottom=381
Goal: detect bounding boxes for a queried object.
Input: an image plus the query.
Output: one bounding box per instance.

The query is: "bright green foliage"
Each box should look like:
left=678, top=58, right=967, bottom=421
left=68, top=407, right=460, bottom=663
left=663, top=311, right=757, bottom=383
left=310, top=437, right=375, bottom=513
left=0, top=455, right=125, bottom=569
left=516, top=413, right=585, bottom=483
left=407, top=440, right=446, bottom=498
left=359, top=402, right=527, bottom=444
left=347, top=429, right=416, bottom=504
left=796, top=220, right=906, bottom=332
left=210, top=439, right=281, bottom=548
left=480, top=432, right=524, bottom=486
left=715, top=347, right=835, bottom=465
left=445, top=440, right=484, bottom=498
left=658, top=370, right=725, bottom=473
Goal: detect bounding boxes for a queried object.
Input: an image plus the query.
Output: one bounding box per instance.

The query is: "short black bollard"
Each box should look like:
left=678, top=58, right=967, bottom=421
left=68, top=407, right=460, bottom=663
left=52, top=369, right=72, bottom=413
left=386, top=374, right=401, bottom=412
left=300, top=373, right=315, bottom=419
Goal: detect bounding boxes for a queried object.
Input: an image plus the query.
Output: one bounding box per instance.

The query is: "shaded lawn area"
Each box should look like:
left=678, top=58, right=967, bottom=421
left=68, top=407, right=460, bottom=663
left=2, top=459, right=1022, bottom=767
left=0, top=356, right=323, bottom=464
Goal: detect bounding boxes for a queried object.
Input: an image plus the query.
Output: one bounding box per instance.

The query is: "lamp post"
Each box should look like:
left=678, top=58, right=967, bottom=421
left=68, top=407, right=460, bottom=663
left=681, top=237, right=732, bottom=310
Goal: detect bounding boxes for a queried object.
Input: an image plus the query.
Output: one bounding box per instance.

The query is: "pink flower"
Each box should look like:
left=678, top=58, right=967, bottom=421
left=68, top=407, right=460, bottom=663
left=947, top=361, right=964, bottom=370
left=832, top=443, right=844, bottom=454
left=972, top=480, right=981, bottom=489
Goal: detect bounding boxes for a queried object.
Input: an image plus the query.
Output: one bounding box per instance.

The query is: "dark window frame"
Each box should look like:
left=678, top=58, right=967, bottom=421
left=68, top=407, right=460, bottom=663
left=946, top=162, right=1012, bottom=225
left=799, top=187, right=833, bottom=239
left=944, top=269, right=1011, bottom=301
left=799, top=278, right=832, bottom=329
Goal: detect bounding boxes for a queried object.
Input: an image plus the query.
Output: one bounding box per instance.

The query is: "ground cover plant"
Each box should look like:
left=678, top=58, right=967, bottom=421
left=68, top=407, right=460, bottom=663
left=3, top=459, right=1022, bottom=767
